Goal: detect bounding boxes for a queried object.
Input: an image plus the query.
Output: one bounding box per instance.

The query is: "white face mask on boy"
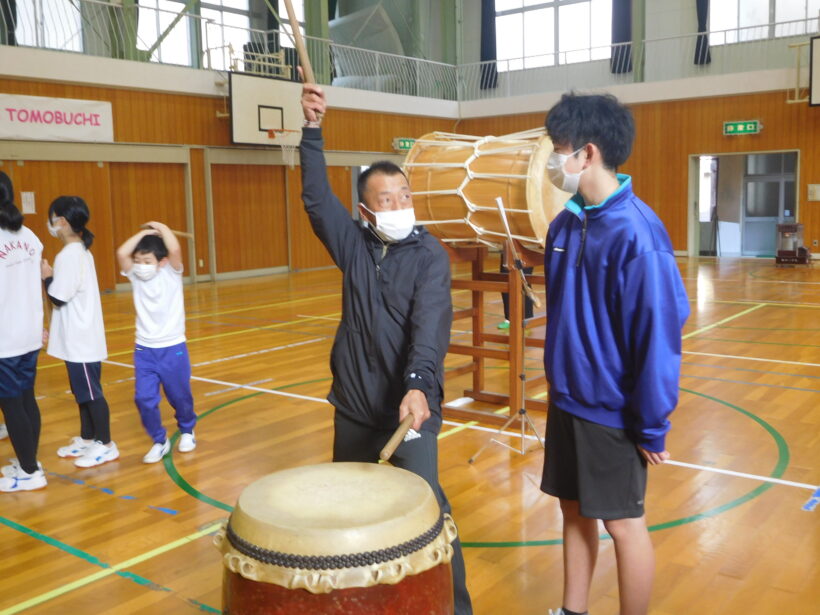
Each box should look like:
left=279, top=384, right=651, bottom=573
left=361, top=204, right=416, bottom=242
left=132, top=263, right=158, bottom=281
left=546, top=146, right=588, bottom=195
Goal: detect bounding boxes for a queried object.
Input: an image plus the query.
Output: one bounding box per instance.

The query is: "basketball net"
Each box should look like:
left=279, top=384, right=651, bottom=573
left=268, top=129, right=298, bottom=169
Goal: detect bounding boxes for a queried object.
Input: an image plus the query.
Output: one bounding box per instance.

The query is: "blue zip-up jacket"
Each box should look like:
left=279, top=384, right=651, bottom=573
left=544, top=175, right=689, bottom=452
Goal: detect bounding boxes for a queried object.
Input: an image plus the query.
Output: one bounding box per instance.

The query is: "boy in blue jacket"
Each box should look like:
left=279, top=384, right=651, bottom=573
left=540, top=93, right=689, bottom=615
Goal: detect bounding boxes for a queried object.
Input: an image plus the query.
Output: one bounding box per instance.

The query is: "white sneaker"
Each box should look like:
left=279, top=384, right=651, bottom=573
left=177, top=432, right=196, bottom=453
left=1, top=458, right=43, bottom=478
left=0, top=468, right=47, bottom=492
left=0, top=423, right=7, bottom=439
left=75, top=441, right=120, bottom=468
left=57, top=436, right=93, bottom=458
left=143, top=440, right=170, bottom=464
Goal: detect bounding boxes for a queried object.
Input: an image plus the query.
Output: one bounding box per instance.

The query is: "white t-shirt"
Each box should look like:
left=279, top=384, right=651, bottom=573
left=123, top=263, right=186, bottom=348
left=0, top=225, right=43, bottom=358
left=47, top=242, right=107, bottom=363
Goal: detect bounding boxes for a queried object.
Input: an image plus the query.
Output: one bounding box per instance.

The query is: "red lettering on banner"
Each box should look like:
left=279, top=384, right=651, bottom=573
left=4, top=103, right=107, bottom=131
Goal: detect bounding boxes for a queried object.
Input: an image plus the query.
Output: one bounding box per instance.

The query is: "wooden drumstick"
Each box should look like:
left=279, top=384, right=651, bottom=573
left=380, top=414, right=414, bottom=461
left=139, top=224, right=194, bottom=239
left=494, top=197, right=542, bottom=308
left=282, top=0, right=315, bottom=84
left=281, top=0, right=324, bottom=122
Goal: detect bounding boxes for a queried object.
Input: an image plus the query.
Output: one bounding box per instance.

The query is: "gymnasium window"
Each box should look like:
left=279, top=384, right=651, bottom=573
left=14, top=0, right=82, bottom=52
left=710, top=0, right=820, bottom=44
left=200, top=0, right=252, bottom=70
left=277, top=0, right=305, bottom=49
left=139, top=0, right=196, bottom=66
left=494, top=0, right=612, bottom=71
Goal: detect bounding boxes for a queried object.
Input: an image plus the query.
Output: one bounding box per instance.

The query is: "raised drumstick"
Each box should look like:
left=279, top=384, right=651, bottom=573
left=282, top=0, right=315, bottom=83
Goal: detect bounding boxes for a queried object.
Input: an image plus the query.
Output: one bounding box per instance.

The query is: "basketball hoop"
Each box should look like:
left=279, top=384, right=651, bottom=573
left=267, top=129, right=299, bottom=169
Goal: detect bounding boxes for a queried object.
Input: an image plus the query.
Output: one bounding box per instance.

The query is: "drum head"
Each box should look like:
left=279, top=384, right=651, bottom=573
left=230, top=462, right=441, bottom=557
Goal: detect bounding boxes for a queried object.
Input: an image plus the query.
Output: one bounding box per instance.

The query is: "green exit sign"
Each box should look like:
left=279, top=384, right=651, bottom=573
left=723, top=120, right=762, bottom=136
left=392, top=137, right=416, bottom=152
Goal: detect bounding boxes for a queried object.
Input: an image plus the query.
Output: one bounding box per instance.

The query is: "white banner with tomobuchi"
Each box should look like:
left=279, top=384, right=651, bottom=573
left=0, top=93, right=114, bottom=143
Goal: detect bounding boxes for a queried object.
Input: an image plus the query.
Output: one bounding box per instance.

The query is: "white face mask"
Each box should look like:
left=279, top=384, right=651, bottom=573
left=47, top=220, right=60, bottom=238
left=362, top=204, right=416, bottom=242
left=547, top=146, right=587, bottom=194
left=133, top=263, right=158, bottom=281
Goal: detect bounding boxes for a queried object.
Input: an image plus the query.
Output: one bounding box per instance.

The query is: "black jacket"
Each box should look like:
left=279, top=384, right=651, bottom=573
left=300, top=127, right=452, bottom=433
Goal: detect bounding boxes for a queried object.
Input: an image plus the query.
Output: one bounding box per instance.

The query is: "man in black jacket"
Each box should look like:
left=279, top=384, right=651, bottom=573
left=300, top=81, right=472, bottom=615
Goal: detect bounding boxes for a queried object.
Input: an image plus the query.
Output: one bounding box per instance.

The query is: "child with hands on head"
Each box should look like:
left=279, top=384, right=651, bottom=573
left=117, top=222, right=196, bottom=464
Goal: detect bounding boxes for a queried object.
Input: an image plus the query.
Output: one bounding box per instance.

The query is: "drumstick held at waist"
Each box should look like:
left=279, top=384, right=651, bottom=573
left=379, top=415, right=416, bottom=461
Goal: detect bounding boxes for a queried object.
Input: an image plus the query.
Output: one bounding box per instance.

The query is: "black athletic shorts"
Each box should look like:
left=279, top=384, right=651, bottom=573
left=65, top=361, right=104, bottom=405
left=0, top=350, right=39, bottom=398
left=541, top=404, right=648, bottom=520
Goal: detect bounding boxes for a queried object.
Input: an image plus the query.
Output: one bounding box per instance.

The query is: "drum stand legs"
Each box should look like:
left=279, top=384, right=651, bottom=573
left=468, top=250, right=545, bottom=463
left=468, top=399, right=545, bottom=463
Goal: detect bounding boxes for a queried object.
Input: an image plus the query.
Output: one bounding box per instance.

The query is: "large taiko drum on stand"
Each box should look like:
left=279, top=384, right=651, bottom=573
left=215, top=462, right=458, bottom=614
left=404, top=128, right=569, bottom=252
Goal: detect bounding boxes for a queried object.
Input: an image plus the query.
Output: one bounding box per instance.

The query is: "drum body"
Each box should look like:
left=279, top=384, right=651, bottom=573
left=404, top=129, right=569, bottom=252
left=215, top=462, right=457, bottom=615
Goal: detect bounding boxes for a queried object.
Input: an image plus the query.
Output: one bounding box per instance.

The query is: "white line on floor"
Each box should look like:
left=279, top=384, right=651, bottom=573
left=191, top=338, right=324, bottom=367
left=666, top=460, right=817, bottom=491
left=683, top=351, right=820, bottom=369
left=103, top=360, right=328, bottom=404
left=203, top=378, right=273, bottom=397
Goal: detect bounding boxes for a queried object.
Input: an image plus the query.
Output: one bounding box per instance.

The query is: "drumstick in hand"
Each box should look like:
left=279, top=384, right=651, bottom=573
left=380, top=415, right=414, bottom=461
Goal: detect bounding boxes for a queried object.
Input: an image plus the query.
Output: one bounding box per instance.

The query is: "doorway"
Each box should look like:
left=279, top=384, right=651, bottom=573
left=695, top=151, right=797, bottom=257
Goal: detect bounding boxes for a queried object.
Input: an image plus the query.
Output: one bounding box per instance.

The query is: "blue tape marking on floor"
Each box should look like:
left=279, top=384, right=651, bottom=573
left=802, top=487, right=820, bottom=512
left=49, top=472, right=178, bottom=515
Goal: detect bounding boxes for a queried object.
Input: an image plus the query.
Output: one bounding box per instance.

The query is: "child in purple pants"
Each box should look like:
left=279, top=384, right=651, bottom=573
left=117, top=221, right=196, bottom=463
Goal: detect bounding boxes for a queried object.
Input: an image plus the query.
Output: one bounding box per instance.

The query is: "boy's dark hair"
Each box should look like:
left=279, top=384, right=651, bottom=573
left=545, top=92, right=635, bottom=170
left=49, top=196, right=95, bottom=249
left=133, top=234, right=169, bottom=260
left=0, top=171, right=23, bottom=232
left=357, top=161, right=409, bottom=205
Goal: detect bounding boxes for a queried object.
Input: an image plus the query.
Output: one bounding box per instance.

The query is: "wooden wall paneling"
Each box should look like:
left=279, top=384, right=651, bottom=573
left=317, top=109, right=456, bottom=153
left=109, top=163, right=189, bottom=276
left=6, top=78, right=820, bottom=250
left=210, top=164, right=288, bottom=273
left=287, top=165, right=355, bottom=271
left=4, top=79, right=450, bottom=152
left=2, top=79, right=230, bottom=147
left=459, top=91, right=820, bottom=251
left=3, top=160, right=116, bottom=291
left=189, top=148, right=210, bottom=276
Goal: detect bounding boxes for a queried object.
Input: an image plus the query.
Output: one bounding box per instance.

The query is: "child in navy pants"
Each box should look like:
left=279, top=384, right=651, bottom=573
left=117, top=221, right=196, bottom=463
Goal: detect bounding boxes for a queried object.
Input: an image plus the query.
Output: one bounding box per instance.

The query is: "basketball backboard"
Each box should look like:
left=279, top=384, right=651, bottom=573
left=229, top=72, right=302, bottom=146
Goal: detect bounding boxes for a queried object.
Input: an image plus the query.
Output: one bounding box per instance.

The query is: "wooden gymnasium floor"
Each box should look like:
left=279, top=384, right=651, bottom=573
left=1, top=256, right=818, bottom=615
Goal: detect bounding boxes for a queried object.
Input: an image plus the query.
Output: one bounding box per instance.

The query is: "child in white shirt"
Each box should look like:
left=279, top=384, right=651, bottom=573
left=0, top=171, right=46, bottom=492
left=42, top=196, right=118, bottom=468
left=117, top=221, right=196, bottom=464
